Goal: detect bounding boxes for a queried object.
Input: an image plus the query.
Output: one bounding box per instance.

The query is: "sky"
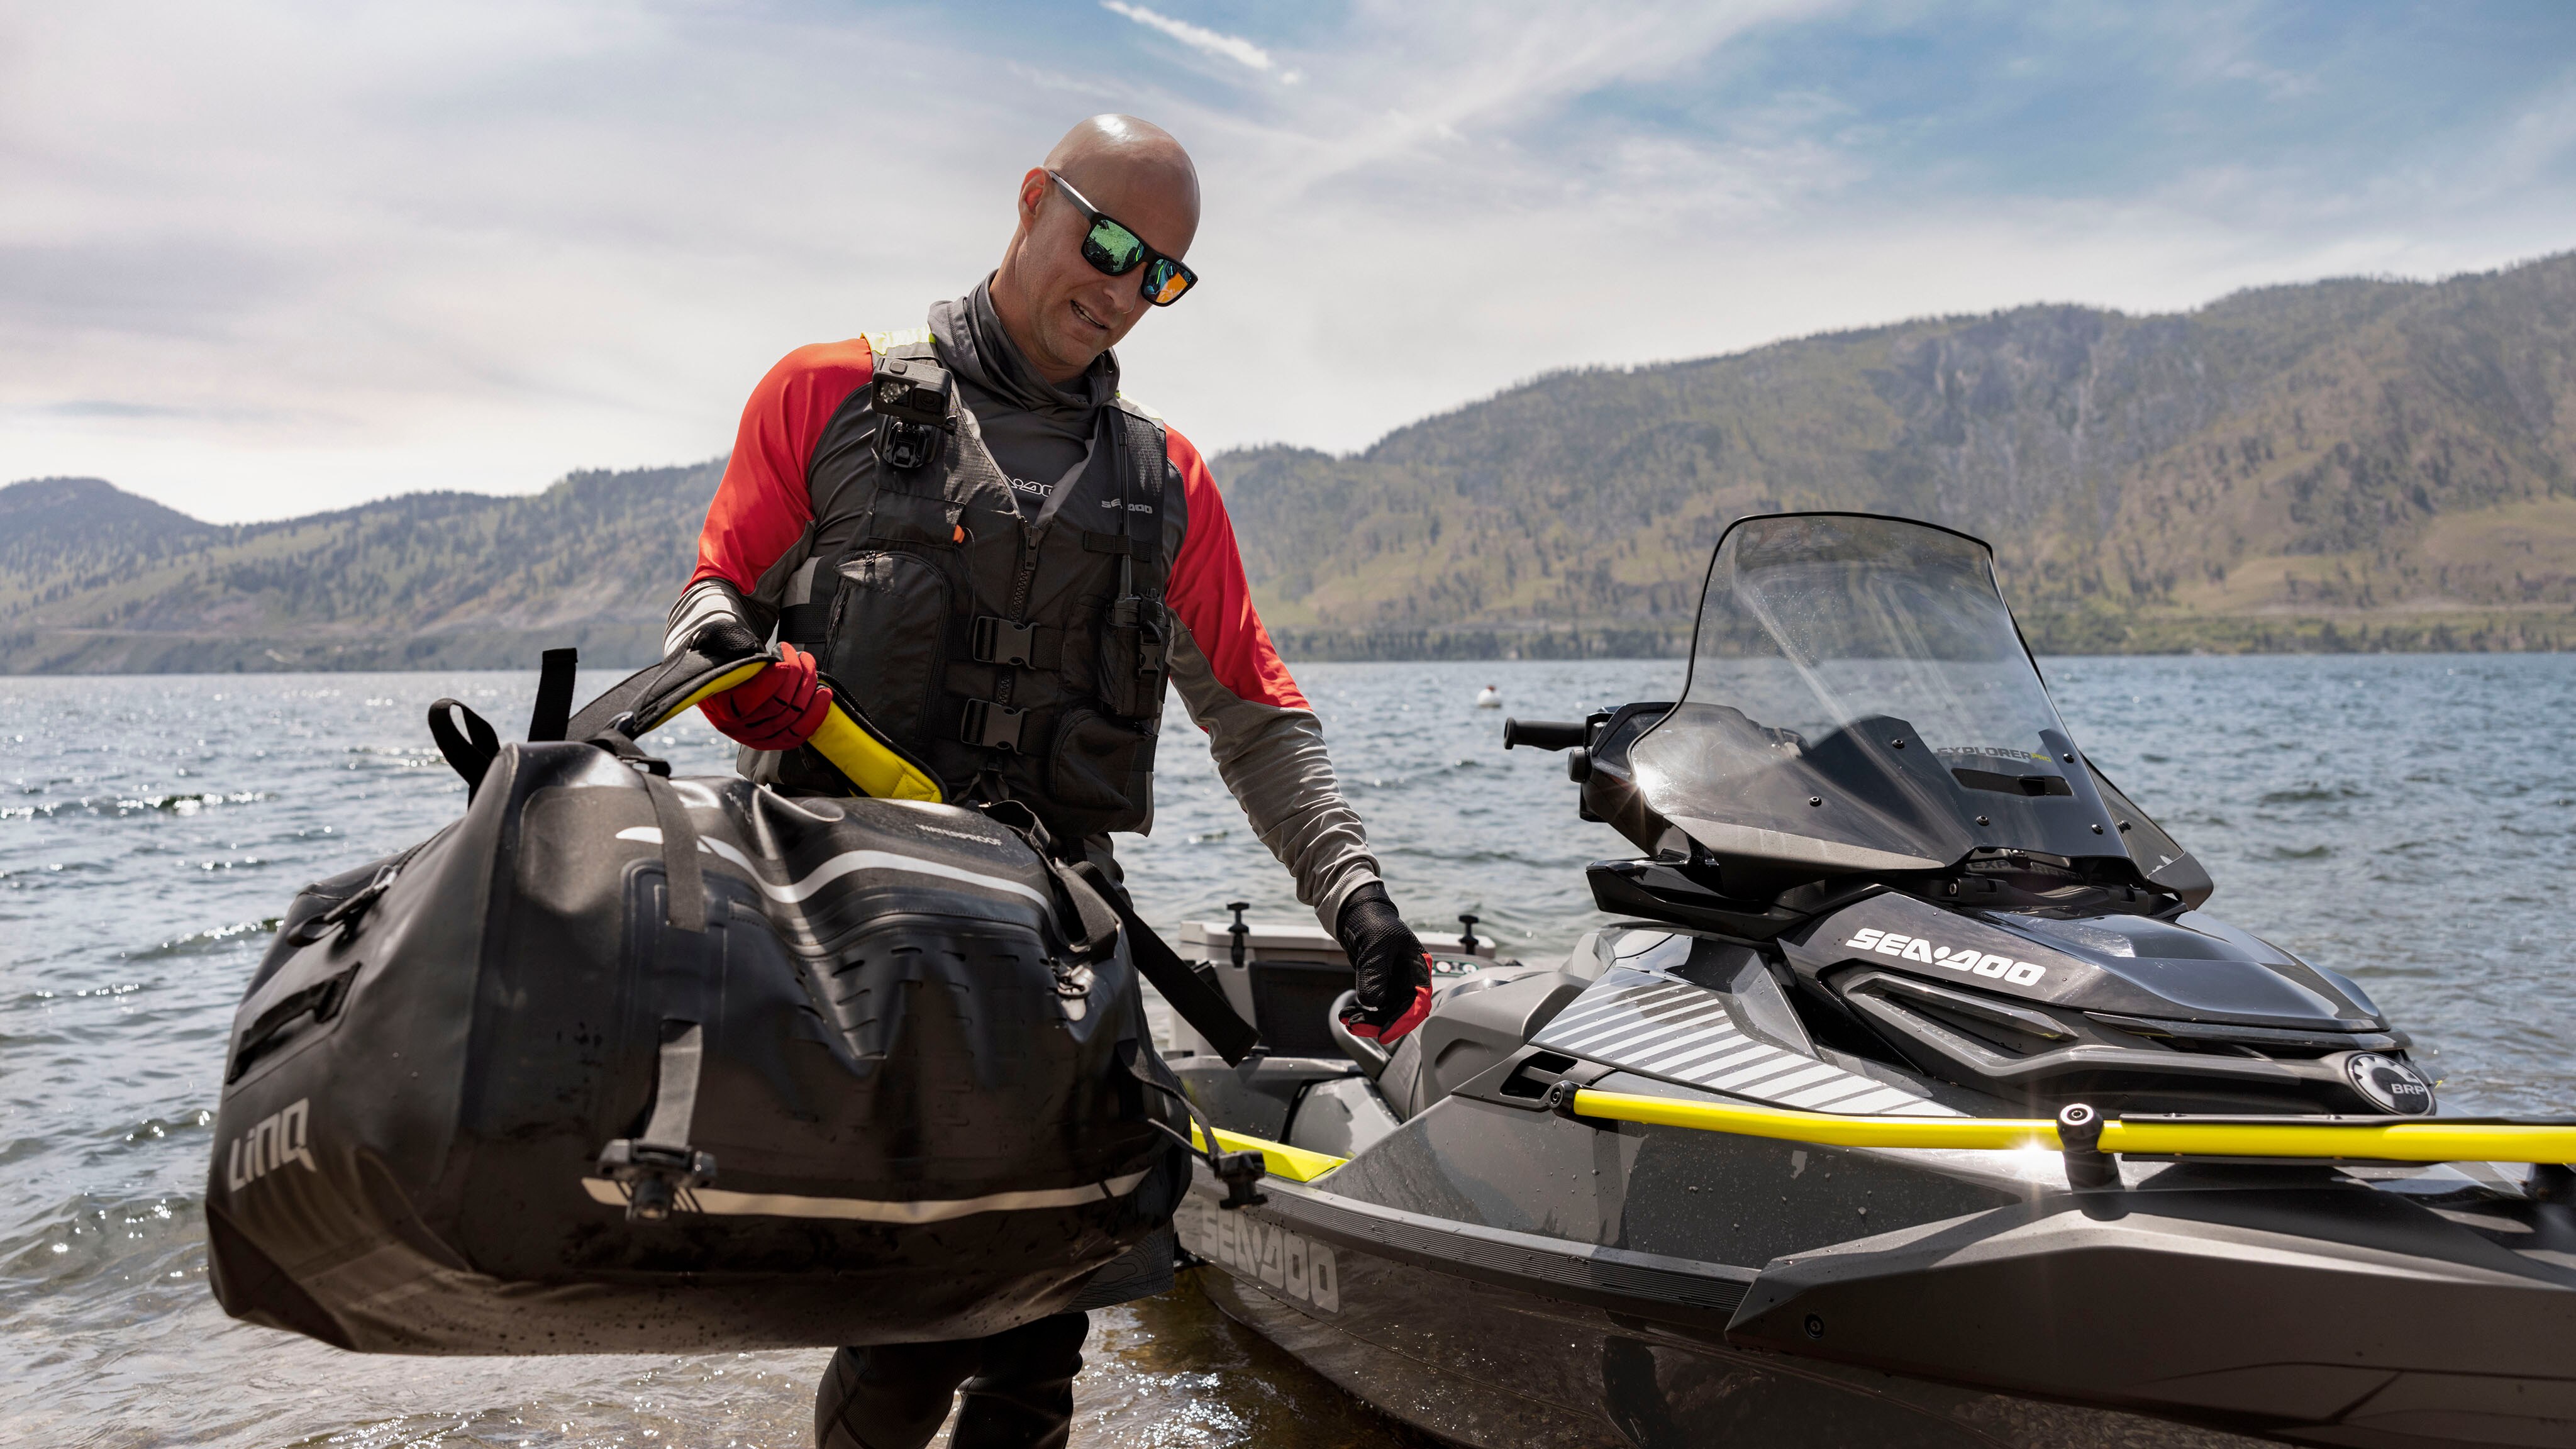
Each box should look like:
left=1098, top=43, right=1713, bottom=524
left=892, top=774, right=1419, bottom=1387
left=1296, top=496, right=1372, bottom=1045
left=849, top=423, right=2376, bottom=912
left=4, top=1, right=2574, bottom=523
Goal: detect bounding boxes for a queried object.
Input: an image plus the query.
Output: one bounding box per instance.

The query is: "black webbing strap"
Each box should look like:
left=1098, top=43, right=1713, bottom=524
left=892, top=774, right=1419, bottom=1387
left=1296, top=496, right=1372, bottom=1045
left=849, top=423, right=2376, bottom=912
left=1118, top=1040, right=1268, bottom=1209
left=640, top=772, right=706, bottom=934
left=1043, top=855, right=1124, bottom=958
left=595, top=772, right=718, bottom=1221
left=427, top=699, right=501, bottom=799
left=636, top=1021, right=706, bottom=1148
left=596, top=1018, right=718, bottom=1222
left=1072, top=861, right=1262, bottom=1066
left=528, top=647, right=578, bottom=742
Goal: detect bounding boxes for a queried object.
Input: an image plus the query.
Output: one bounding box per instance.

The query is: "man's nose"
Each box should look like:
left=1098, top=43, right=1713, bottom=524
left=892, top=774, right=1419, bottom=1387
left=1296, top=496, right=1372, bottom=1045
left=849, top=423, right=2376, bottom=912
left=1092, top=277, right=1143, bottom=323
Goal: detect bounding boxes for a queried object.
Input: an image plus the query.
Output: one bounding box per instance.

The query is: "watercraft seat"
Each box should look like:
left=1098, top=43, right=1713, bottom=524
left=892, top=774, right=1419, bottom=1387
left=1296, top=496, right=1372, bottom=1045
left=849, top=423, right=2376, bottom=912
left=1377, top=958, right=1596, bottom=1120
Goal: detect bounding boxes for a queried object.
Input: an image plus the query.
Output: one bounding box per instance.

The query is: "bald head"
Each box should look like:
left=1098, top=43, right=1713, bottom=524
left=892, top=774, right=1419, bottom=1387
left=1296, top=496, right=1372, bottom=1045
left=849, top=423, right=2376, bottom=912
left=991, top=115, right=1202, bottom=383
left=1045, top=114, right=1201, bottom=231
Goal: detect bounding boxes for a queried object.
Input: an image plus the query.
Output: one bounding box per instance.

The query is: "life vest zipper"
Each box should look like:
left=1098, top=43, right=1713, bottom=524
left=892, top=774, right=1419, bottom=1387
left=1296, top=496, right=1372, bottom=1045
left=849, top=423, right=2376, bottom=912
left=994, top=520, right=1041, bottom=708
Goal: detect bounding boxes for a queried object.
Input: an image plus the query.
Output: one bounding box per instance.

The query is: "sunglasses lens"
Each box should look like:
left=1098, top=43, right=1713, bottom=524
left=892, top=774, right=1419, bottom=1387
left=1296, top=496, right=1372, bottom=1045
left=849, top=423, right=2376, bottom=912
left=1083, top=218, right=1145, bottom=275
left=1142, top=258, right=1194, bottom=306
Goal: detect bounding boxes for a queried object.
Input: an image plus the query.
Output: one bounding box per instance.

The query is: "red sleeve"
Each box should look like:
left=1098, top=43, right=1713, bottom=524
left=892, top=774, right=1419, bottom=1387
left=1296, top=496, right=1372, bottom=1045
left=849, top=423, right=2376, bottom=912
left=689, top=340, right=876, bottom=591
left=1164, top=425, right=1310, bottom=711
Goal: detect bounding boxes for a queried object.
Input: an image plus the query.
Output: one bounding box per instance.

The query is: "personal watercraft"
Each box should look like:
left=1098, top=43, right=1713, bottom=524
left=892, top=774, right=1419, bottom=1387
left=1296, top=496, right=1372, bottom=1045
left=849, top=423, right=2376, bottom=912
left=1161, top=513, right=2576, bottom=1449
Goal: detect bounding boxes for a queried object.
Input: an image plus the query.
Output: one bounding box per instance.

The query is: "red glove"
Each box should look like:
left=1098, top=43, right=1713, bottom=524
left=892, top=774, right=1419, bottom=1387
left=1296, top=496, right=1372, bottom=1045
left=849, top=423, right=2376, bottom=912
left=699, top=643, right=831, bottom=751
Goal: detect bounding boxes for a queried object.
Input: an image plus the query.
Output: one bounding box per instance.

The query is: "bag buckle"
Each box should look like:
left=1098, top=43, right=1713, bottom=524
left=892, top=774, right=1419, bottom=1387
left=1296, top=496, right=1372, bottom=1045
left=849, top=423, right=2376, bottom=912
left=960, top=698, right=1029, bottom=753
left=594, top=1139, right=718, bottom=1223
left=971, top=615, right=1039, bottom=669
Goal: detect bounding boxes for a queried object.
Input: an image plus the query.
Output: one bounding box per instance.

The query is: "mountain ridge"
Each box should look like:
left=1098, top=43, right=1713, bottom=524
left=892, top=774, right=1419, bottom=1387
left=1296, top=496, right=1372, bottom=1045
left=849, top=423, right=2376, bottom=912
left=6, top=253, right=2575, bottom=672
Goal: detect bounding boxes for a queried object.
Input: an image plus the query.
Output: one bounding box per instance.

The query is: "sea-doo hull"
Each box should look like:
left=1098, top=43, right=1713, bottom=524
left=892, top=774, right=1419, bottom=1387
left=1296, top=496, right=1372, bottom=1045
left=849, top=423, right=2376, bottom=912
left=1175, top=1078, right=2576, bottom=1448
left=1160, top=513, right=2573, bottom=1445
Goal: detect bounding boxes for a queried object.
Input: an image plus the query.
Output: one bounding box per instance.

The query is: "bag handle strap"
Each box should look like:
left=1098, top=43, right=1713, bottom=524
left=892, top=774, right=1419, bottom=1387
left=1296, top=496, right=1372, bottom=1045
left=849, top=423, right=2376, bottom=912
left=527, top=647, right=579, bottom=742
left=1070, top=861, right=1263, bottom=1067
left=426, top=699, right=500, bottom=799
left=639, top=772, right=707, bottom=935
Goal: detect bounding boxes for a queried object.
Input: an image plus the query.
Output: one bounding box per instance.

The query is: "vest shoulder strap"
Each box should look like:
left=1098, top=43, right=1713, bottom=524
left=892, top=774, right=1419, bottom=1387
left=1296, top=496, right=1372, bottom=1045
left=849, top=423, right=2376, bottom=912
left=1109, top=397, right=1169, bottom=591
left=863, top=328, right=937, bottom=358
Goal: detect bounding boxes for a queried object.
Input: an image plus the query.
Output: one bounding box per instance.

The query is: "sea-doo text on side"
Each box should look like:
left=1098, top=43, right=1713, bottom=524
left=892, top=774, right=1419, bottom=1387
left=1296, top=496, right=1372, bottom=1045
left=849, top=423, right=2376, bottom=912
left=1160, top=512, right=2576, bottom=1449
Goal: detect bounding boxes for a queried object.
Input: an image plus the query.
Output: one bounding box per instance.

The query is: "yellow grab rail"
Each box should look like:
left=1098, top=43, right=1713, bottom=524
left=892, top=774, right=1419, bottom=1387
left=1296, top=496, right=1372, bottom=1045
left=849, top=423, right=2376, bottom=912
left=1190, top=1123, right=1346, bottom=1184
left=1569, top=1089, right=2576, bottom=1165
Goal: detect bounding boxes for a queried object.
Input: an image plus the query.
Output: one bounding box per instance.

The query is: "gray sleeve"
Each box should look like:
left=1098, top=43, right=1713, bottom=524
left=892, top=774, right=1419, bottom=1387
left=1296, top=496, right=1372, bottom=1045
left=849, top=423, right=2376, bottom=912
left=1164, top=626, right=1381, bottom=935
left=662, top=577, right=756, bottom=656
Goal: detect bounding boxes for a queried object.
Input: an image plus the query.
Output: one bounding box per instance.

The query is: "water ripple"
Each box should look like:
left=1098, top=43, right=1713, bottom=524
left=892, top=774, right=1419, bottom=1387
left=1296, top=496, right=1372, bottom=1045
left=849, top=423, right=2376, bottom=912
left=3, top=658, right=2572, bottom=1443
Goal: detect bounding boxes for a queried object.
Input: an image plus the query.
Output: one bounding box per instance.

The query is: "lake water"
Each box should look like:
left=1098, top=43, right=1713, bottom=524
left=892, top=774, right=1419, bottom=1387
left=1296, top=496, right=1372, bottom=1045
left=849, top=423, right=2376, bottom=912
left=5, top=655, right=2573, bottom=1446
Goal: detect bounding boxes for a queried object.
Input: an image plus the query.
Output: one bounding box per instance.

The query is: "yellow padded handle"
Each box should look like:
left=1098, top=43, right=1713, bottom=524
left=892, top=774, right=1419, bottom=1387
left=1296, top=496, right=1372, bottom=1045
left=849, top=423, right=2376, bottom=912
left=806, top=704, right=943, bottom=802
left=640, top=659, right=943, bottom=804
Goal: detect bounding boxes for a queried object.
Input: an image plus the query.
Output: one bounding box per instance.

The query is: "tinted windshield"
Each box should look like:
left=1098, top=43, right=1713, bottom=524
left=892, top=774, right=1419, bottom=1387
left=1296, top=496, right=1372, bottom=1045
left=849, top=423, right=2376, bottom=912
left=1628, top=514, right=2196, bottom=885
left=1684, top=513, right=2068, bottom=774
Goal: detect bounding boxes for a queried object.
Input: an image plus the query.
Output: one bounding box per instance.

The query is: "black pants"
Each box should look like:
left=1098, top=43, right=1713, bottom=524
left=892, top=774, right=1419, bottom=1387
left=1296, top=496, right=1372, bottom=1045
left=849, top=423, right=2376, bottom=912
left=814, top=1311, right=1089, bottom=1449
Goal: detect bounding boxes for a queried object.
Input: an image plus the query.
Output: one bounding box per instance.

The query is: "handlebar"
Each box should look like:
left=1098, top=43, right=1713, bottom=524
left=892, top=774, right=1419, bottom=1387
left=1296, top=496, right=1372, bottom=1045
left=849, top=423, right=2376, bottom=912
left=1501, top=718, right=1587, bottom=752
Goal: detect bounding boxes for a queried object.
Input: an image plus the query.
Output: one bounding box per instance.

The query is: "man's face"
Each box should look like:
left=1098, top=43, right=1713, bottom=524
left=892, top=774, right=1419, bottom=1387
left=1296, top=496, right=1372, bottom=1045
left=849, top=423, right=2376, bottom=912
left=997, top=164, right=1197, bottom=382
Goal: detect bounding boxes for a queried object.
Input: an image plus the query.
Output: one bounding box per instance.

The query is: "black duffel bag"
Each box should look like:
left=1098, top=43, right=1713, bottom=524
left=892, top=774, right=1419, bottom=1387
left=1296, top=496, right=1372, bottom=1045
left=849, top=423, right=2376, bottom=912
left=204, top=730, right=1189, bottom=1353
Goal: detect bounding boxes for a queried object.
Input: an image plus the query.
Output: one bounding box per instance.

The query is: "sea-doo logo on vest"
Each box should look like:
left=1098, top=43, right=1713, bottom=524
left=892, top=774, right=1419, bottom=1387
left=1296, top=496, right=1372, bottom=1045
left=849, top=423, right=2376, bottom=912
left=1845, top=929, right=2047, bottom=986
left=1174, top=1196, right=1338, bottom=1313
left=226, top=1098, right=318, bottom=1190
left=1008, top=475, right=1052, bottom=499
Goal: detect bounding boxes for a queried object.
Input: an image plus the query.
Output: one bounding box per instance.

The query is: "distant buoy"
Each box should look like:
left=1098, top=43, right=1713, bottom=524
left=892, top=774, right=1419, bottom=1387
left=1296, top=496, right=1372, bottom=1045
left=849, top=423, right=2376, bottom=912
left=1474, top=685, right=1501, bottom=709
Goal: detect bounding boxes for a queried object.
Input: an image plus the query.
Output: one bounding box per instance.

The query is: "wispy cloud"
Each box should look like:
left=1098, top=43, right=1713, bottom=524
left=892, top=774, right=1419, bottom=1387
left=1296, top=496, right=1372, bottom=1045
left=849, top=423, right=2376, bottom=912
left=1100, top=2, right=1280, bottom=76
left=3, top=1, right=2572, bottom=521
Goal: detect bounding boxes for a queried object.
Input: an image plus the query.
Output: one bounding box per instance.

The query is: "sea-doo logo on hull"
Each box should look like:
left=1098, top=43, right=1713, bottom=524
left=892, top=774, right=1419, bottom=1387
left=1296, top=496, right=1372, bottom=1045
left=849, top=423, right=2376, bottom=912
left=1175, top=1197, right=1338, bottom=1313
left=1845, top=929, right=2047, bottom=986
left=225, top=1098, right=317, bottom=1190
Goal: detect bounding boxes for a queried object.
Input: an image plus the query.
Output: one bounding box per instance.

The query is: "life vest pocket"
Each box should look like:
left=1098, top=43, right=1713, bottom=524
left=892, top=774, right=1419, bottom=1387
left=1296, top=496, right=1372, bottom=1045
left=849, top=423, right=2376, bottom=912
left=825, top=550, right=953, bottom=745
left=1047, top=707, right=1150, bottom=814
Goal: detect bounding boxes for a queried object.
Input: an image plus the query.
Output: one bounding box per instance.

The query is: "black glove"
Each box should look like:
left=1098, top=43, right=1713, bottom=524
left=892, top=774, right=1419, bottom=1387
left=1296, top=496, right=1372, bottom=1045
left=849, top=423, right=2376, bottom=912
left=1334, top=882, right=1433, bottom=1045
left=686, top=612, right=764, bottom=660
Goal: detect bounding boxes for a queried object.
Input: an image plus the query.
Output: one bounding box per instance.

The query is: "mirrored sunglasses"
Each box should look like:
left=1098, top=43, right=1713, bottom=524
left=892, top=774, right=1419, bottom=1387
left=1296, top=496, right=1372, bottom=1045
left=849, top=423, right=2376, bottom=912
left=1050, top=170, right=1197, bottom=306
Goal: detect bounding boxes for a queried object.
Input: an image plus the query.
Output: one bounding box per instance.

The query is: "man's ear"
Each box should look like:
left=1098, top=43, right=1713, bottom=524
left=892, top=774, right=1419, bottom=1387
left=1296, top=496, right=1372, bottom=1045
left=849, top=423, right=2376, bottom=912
left=1016, top=167, right=1050, bottom=233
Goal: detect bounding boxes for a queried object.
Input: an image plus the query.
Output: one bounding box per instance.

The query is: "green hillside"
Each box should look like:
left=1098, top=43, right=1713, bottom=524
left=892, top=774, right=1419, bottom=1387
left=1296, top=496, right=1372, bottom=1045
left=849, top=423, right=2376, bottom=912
left=4, top=252, right=2575, bottom=672
left=1221, top=250, right=2576, bottom=655
left=0, top=464, right=717, bottom=672
left=1226, top=253, right=2576, bottom=657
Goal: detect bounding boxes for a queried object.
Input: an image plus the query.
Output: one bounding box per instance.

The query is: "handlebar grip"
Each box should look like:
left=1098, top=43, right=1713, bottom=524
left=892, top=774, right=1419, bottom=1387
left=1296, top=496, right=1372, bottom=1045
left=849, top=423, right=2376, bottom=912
left=1502, top=718, right=1587, bottom=752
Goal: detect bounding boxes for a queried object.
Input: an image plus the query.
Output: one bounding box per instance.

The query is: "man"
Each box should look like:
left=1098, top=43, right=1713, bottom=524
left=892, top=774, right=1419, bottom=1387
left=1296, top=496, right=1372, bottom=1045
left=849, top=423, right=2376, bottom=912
left=663, top=115, right=1436, bottom=1449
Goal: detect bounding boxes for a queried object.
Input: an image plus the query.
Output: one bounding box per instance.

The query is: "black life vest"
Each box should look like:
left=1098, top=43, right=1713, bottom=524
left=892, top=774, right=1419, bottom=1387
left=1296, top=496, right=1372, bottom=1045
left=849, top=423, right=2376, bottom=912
left=778, top=340, right=1172, bottom=841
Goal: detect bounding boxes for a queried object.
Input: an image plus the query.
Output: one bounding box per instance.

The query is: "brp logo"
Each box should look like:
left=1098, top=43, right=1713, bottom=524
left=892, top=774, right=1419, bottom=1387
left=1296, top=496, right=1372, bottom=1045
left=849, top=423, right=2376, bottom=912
left=2343, top=1053, right=2435, bottom=1116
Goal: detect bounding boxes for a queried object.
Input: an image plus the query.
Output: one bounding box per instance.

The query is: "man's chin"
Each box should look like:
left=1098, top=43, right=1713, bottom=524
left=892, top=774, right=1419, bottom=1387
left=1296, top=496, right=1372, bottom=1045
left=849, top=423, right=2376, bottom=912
left=1040, top=327, right=1108, bottom=376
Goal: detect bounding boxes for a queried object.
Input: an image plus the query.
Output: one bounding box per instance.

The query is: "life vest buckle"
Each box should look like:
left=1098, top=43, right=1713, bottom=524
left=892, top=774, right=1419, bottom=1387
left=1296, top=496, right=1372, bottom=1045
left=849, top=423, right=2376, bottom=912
left=972, top=615, right=1040, bottom=669
left=960, top=697, right=1030, bottom=753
